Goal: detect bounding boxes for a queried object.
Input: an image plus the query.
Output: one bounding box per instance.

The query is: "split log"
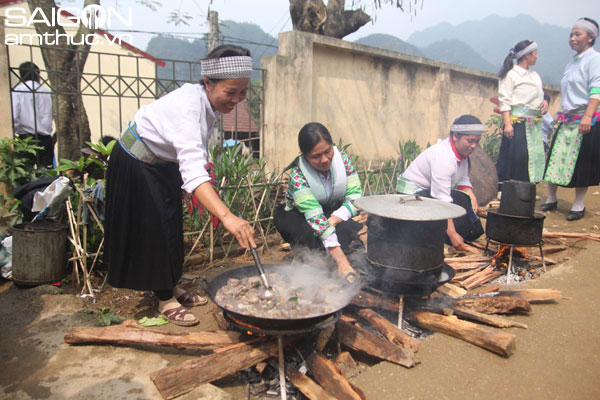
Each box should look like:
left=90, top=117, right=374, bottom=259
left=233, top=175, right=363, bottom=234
left=413, top=311, right=516, bottom=357
left=435, top=283, right=467, bottom=297
left=467, top=284, right=501, bottom=295
left=497, top=289, right=562, bottom=302
left=307, top=352, right=364, bottom=400
left=286, top=364, right=336, bottom=400
left=212, top=305, right=233, bottom=331
left=453, top=296, right=531, bottom=314
left=543, top=231, right=600, bottom=242
left=541, top=245, right=567, bottom=254
left=64, top=323, right=242, bottom=350
left=315, top=324, right=336, bottom=352
left=445, top=256, right=491, bottom=262
left=355, top=308, right=419, bottom=353
left=351, top=290, right=399, bottom=313
left=452, top=266, right=486, bottom=281
left=460, top=266, right=503, bottom=290
left=334, top=352, right=360, bottom=378
left=151, top=338, right=277, bottom=400
left=336, top=316, right=418, bottom=368
left=452, top=306, right=528, bottom=329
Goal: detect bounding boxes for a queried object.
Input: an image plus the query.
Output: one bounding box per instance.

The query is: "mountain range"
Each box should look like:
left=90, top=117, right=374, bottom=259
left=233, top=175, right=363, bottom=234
left=145, top=15, right=600, bottom=86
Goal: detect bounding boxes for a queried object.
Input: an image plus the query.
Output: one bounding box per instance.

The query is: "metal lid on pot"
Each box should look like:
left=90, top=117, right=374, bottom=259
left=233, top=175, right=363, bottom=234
left=354, top=194, right=466, bottom=221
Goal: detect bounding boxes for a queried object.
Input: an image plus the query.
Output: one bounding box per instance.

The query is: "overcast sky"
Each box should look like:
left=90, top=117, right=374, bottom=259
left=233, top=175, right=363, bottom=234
left=98, top=0, right=600, bottom=51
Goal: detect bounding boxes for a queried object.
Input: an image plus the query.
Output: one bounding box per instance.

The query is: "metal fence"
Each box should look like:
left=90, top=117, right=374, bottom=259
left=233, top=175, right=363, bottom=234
left=7, top=43, right=263, bottom=154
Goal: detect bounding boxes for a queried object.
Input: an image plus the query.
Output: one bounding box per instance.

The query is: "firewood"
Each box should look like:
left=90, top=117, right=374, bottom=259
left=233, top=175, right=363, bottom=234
left=452, top=266, right=486, bottom=281
left=211, top=305, right=233, bottom=331
left=64, top=323, right=242, bottom=350
left=497, top=289, right=562, bottom=302
left=351, top=290, right=399, bottom=313
left=413, top=311, right=516, bottom=357
left=255, top=362, right=268, bottom=374
left=541, top=245, right=567, bottom=254
left=151, top=338, right=277, bottom=399
left=307, top=352, right=364, bottom=400
left=334, top=352, right=360, bottom=378
left=286, top=364, right=336, bottom=400
left=452, top=306, right=528, bottom=329
left=444, top=256, right=490, bottom=262
left=336, top=316, right=418, bottom=368
left=542, top=231, right=600, bottom=242
left=315, top=324, right=336, bottom=352
left=453, top=296, right=531, bottom=314
left=462, top=270, right=503, bottom=290
left=467, top=284, right=501, bottom=295
left=355, top=308, right=419, bottom=353
left=435, top=283, right=467, bottom=297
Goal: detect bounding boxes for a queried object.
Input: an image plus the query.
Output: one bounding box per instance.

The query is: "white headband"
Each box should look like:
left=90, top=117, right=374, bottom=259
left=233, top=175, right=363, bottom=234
left=514, top=42, right=538, bottom=60
left=573, top=19, right=599, bottom=39
left=451, top=123, right=485, bottom=134
left=201, top=56, right=253, bottom=80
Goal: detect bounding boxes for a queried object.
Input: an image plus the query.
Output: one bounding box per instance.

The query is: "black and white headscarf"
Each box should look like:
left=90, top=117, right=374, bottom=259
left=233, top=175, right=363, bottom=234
left=201, top=56, right=253, bottom=79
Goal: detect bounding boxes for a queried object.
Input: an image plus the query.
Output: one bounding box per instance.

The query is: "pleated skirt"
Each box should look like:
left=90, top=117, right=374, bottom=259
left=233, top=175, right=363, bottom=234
left=496, top=121, right=530, bottom=183
left=104, top=143, right=184, bottom=291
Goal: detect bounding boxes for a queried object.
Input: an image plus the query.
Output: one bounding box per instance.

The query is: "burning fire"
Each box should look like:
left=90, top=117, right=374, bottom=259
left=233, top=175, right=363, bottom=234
left=492, top=245, right=531, bottom=260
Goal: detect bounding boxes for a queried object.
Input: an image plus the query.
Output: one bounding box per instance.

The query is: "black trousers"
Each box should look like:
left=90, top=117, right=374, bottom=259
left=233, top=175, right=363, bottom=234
left=273, top=204, right=363, bottom=254
left=418, top=189, right=484, bottom=244
left=17, top=133, right=54, bottom=168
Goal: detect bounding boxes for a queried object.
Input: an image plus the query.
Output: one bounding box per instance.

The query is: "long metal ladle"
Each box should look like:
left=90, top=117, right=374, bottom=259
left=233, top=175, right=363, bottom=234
left=250, top=247, right=277, bottom=298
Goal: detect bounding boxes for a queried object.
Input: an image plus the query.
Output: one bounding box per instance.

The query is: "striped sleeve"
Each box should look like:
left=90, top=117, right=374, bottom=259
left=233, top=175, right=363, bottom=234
left=286, top=166, right=335, bottom=241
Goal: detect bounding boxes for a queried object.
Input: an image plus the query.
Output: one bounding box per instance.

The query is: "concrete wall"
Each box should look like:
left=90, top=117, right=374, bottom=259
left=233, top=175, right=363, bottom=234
left=261, top=31, right=560, bottom=172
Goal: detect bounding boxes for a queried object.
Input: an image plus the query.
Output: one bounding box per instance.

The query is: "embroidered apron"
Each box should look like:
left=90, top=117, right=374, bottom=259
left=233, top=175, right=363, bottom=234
left=510, top=106, right=545, bottom=183
left=544, top=109, right=600, bottom=186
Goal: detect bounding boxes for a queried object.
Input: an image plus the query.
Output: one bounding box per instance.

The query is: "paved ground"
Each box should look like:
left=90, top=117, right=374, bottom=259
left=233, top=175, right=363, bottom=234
left=1, top=184, right=599, bottom=399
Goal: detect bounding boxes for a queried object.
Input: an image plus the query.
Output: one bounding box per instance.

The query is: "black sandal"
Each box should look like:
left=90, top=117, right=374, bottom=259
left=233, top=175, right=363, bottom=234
left=176, top=291, right=208, bottom=307
left=161, top=306, right=199, bottom=327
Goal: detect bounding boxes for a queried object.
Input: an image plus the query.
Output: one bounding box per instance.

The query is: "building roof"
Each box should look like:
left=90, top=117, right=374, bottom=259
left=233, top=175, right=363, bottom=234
left=221, top=101, right=259, bottom=133
left=0, top=0, right=165, bottom=67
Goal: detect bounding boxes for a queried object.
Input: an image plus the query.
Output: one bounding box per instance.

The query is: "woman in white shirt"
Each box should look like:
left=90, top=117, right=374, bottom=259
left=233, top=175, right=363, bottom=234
left=541, top=18, right=600, bottom=221
left=104, top=45, right=256, bottom=326
left=496, top=40, right=548, bottom=186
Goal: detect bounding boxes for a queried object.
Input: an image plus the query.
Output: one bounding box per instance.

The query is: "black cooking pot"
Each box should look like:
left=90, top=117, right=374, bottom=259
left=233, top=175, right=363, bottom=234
left=367, top=214, right=446, bottom=272
left=200, top=264, right=360, bottom=331
left=486, top=208, right=545, bottom=245
left=499, top=180, right=536, bottom=217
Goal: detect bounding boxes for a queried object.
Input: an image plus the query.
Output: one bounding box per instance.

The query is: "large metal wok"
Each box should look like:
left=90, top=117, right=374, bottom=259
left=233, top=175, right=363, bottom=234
left=201, top=263, right=361, bottom=331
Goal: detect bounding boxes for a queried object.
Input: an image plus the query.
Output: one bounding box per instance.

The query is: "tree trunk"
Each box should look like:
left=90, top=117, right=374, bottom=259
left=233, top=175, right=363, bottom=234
left=28, top=0, right=95, bottom=160
left=289, top=0, right=371, bottom=39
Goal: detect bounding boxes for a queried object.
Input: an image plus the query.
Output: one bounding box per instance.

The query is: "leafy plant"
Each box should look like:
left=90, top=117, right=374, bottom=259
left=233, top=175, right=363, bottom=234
left=0, top=137, right=50, bottom=193
left=482, top=114, right=503, bottom=163
left=96, top=307, right=125, bottom=326
left=397, top=139, right=422, bottom=173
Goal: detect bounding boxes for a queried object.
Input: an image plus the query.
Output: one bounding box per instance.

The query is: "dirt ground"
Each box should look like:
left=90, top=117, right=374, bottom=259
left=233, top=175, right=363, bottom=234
left=1, top=183, right=600, bottom=400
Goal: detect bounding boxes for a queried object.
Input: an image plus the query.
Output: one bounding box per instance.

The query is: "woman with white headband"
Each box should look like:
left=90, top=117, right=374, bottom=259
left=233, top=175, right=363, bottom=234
left=496, top=40, right=548, bottom=186
left=396, top=115, right=485, bottom=251
left=104, top=45, right=256, bottom=326
left=541, top=18, right=600, bottom=221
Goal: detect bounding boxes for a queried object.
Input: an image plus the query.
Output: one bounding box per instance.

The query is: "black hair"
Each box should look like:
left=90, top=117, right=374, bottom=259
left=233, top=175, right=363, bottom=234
left=499, top=40, right=533, bottom=79
left=298, top=122, right=333, bottom=155
left=450, top=115, right=483, bottom=138
left=18, top=62, right=40, bottom=82
left=544, top=93, right=551, bottom=103
left=579, top=17, right=599, bottom=46
left=201, top=44, right=251, bottom=85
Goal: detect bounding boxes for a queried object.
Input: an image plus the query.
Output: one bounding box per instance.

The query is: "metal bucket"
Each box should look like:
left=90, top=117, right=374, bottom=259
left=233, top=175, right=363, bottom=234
left=12, top=221, right=69, bottom=286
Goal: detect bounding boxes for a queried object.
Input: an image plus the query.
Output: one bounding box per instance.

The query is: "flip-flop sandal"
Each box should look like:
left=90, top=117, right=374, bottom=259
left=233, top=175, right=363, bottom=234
left=176, top=291, right=208, bottom=307
left=161, top=306, right=199, bottom=327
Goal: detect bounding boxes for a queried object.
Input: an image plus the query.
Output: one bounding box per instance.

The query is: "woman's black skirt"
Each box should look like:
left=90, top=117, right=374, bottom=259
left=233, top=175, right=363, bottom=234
left=273, top=205, right=363, bottom=254
left=545, top=122, right=600, bottom=188
left=104, top=143, right=184, bottom=291
left=496, top=121, right=530, bottom=183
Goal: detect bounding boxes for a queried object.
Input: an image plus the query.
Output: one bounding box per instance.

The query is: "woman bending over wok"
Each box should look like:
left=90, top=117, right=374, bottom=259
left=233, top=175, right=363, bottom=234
left=104, top=45, right=256, bottom=327
left=274, top=122, right=363, bottom=281
left=396, top=114, right=485, bottom=251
